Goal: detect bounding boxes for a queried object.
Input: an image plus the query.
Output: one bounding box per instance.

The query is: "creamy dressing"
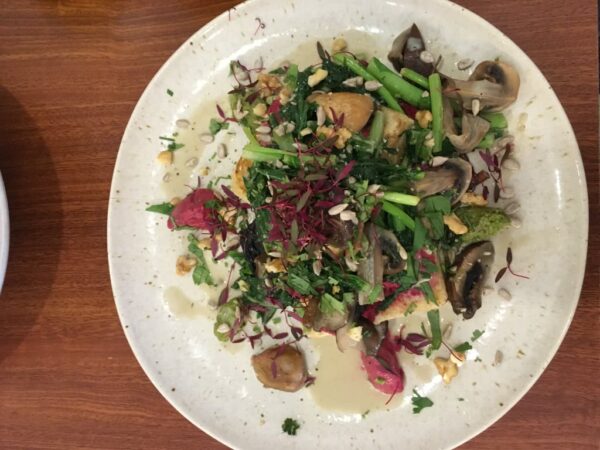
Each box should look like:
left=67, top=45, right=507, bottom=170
left=309, top=335, right=400, bottom=413
left=163, top=286, right=216, bottom=320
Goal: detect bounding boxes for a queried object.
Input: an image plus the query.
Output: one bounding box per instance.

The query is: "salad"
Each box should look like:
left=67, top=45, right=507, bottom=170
left=148, top=24, right=521, bottom=408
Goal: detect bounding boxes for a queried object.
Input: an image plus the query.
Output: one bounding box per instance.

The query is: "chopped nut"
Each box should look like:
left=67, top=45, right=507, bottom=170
left=258, top=73, right=282, bottom=97
left=307, top=68, right=328, bottom=87
left=196, top=238, right=212, bottom=250
left=460, top=192, right=488, bottom=206
left=279, top=86, right=293, bottom=105
left=175, top=255, right=197, bottom=275
left=316, top=125, right=352, bottom=149
left=253, top=102, right=267, bottom=116
left=170, top=197, right=181, bottom=206
left=156, top=150, right=173, bottom=165
left=332, top=285, right=341, bottom=294
left=434, top=357, right=459, bottom=384
left=415, top=110, right=433, bottom=128
left=443, top=213, right=468, bottom=234
left=332, top=37, right=347, bottom=53
left=265, top=258, right=286, bottom=273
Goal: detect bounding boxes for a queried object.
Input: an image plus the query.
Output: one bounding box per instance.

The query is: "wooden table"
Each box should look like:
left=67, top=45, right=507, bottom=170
left=0, top=1, right=597, bottom=448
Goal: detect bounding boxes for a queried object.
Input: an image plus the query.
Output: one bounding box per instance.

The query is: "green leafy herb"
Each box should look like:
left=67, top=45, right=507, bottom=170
left=287, top=273, right=316, bottom=295
left=320, top=293, right=346, bottom=315
left=166, top=88, right=174, bottom=96
left=411, top=389, right=434, bottom=414
left=454, top=342, right=473, bottom=353
left=282, top=418, right=300, bottom=436
left=209, top=118, right=229, bottom=135
left=187, top=235, right=215, bottom=286
left=146, top=202, right=174, bottom=215
left=427, top=309, right=442, bottom=350
left=471, top=329, right=485, bottom=342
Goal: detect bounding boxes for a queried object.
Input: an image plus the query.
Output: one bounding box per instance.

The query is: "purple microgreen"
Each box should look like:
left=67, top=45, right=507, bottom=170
left=495, top=246, right=530, bottom=282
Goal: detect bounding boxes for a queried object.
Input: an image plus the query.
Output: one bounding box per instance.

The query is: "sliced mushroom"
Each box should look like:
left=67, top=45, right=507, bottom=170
left=312, top=295, right=351, bottom=332
left=359, top=319, right=388, bottom=356
left=447, top=241, right=494, bottom=319
left=411, top=157, right=472, bottom=204
left=307, top=92, right=374, bottom=132
left=251, top=344, right=308, bottom=392
left=357, top=223, right=384, bottom=305
left=388, top=24, right=434, bottom=76
left=376, top=227, right=407, bottom=274
left=444, top=60, right=520, bottom=112
left=448, top=113, right=491, bottom=153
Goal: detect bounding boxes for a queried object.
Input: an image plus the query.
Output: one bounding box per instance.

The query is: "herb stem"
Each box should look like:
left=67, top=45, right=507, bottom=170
left=399, top=68, right=430, bottom=90
left=332, top=53, right=404, bottom=113
left=382, top=200, right=415, bottom=230
left=382, top=191, right=420, bottom=206
left=428, top=73, right=444, bottom=153
left=367, top=58, right=430, bottom=108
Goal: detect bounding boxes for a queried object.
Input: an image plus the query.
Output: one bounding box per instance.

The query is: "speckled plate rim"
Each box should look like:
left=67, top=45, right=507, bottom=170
left=107, top=0, right=589, bottom=448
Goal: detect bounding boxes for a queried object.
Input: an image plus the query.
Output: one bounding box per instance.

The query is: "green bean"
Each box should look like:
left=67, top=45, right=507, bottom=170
left=428, top=73, right=443, bottom=153
left=382, top=191, right=420, bottom=206
left=399, top=68, right=430, bottom=90
left=382, top=200, right=416, bottom=231
left=332, top=53, right=404, bottom=113
left=480, top=111, right=508, bottom=129
left=477, top=132, right=496, bottom=149
left=368, top=58, right=430, bottom=109
left=368, top=110, right=385, bottom=147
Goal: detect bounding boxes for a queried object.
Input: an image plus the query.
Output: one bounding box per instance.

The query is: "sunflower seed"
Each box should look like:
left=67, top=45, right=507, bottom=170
left=505, top=202, right=521, bottom=215
left=285, top=122, right=296, bottom=133
left=273, top=123, right=286, bottom=136
left=175, top=119, right=190, bottom=129
left=498, top=288, right=512, bottom=301
left=199, top=133, right=214, bottom=143
left=255, top=125, right=271, bottom=134
left=340, top=210, right=358, bottom=224
left=457, top=58, right=474, bottom=70
left=267, top=251, right=281, bottom=258
left=184, top=158, right=198, bottom=169
left=300, top=127, right=312, bottom=136
left=364, top=80, right=383, bottom=91
left=398, top=243, right=408, bottom=260
left=217, top=143, right=228, bottom=159
left=312, top=260, right=323, bottom=276
left=316, top=106, right=326, bottom=126
left=419, top=50, right=435, bottom=64
left=471, top=98, right=481, bottom=116
left=328, top=203, right=349, bottom=216
left=342, top=76, right=364, bottom=88
left=367, top=184, right=381, bottom=194
left=258, top=134, right=272, bottom=145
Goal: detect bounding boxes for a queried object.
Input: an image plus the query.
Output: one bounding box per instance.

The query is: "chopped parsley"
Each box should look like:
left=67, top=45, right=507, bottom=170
left=411, top=389, right=433, bottom=414
left=146, top=202, right=174, bottom=215
left=187, top=235, right=215, bottom=286
left=282, top=418, right=300, bottom=435
left=166, top=88, right=174, bottom=96
left=454, top=341, right=473, bottom=353
left=471, top=329, right=485, bottom=342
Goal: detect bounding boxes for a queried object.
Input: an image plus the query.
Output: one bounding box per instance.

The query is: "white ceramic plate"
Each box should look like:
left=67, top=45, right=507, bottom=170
left=108, top=0, right=588, bottom=448
left=0, top=172, right=9, bottom=292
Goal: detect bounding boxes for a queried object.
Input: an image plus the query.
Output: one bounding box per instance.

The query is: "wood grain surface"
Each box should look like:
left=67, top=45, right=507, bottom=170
left=0, top=1, right=598, bottom=448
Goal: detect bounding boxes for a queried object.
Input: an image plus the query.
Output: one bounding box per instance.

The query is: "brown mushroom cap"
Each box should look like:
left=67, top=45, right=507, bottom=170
left=447, top=241, right=494, bottom=319
left=388, top=24, right=434, bottom=76
left=251, top=344, right=308, bottom=392
left=411, top=157, right=473, bottom=204
left=444, top=60, right=520, bottom=112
